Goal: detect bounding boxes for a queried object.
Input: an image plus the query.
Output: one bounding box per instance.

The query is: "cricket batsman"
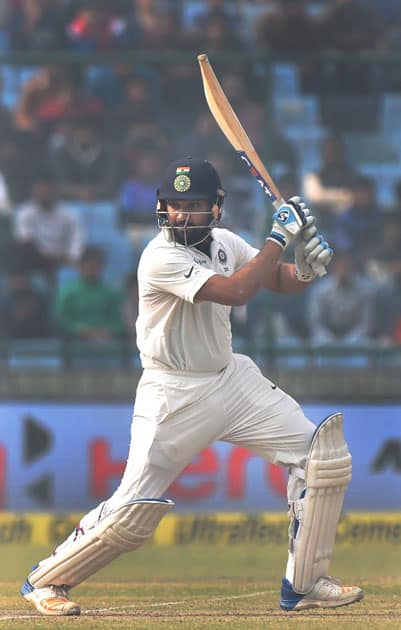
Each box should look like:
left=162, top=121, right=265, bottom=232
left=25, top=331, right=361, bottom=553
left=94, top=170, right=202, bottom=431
left=21, top=157, right=363, bottom=615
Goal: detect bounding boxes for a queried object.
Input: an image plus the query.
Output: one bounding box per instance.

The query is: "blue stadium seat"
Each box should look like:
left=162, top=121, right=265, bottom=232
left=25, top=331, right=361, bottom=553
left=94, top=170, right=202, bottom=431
left=59, top=201, right=118, bottom=240
left=283, top=123, right=326, bottom=144
left=344, top=132, right=399, bottom=165
left=273, top=64, right=300, bottom=95
left=274, top=95, right=320, bottom=128
left=57, top=266, right=79, bottom=291
left=358, top=163, right=400, bottom=207
left=93, top=232, right=137, bottom=288
left=7, top=338, right=63, bottom=370
left=0, top=65, right=37, bottom=108
left=381, top=94, right=401, bottom=134
left=59, top=202, right=141, bottom=284
left=84, top=202, right=118, bottom=240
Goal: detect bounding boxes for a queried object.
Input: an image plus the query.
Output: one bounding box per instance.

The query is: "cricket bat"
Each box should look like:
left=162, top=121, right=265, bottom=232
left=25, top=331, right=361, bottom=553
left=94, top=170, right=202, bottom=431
left=197, top=53, right=326, bottom=277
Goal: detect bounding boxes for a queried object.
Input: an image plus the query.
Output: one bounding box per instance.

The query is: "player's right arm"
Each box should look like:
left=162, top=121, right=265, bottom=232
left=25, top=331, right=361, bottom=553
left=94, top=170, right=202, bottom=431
left=195, top=239, right=301, bottom=306
left=196, top=197, right=332, bottom=306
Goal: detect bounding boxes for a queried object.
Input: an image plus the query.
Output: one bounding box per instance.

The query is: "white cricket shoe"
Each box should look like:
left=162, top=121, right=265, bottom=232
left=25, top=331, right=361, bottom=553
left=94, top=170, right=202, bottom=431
left=20, top=578, right=80, bottom=616
left=280, top=576, right=364, bottom=611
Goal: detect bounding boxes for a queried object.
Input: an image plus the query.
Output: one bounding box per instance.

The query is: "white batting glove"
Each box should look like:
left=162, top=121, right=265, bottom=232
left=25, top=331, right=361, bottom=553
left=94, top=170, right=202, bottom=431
left=295, top=232, right=334, bottom=282
left=268, top=196, right=308, bottom=249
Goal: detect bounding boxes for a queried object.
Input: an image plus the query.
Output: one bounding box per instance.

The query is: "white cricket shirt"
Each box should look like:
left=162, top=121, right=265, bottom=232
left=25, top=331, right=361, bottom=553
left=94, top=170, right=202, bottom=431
left=136, top=228, right=259, bottom=372
left=14, top=202, right=83, bottom=261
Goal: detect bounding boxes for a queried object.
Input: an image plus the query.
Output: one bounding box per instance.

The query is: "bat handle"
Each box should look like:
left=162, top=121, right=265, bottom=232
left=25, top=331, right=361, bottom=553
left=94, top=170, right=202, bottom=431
left=272, top=199, right=328, bottom=279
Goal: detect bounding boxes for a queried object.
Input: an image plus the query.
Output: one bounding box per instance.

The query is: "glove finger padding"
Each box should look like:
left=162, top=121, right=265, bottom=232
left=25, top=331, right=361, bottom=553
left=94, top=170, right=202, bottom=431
left=288, top=195, right=304, bottom=208
left=303, top=233, right=323, bottom=254
left=295, top=227, right=333, bottom=281
left=301, top=218, right=318, bottom=242
left=305, top=241, right=333, bottom=266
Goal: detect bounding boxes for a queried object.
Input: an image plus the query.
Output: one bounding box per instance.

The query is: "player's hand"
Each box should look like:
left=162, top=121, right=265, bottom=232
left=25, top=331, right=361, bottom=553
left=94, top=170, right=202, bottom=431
left=269, top=196, right=309, bottom=249
left=295, top=231, right=334, bottom=282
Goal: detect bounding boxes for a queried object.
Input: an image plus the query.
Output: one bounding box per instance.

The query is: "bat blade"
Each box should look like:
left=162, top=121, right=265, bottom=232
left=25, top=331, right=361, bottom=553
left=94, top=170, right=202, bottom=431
left=197, top=53, right=284, bottom=208
left=197, top=53, right=327, bottom=278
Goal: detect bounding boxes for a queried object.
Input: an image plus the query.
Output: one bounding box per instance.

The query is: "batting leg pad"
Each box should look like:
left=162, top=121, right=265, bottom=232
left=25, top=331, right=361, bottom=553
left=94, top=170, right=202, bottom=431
left=29, top=498, right=174, bottom=589
left=291, top=413, right=352, bottom=593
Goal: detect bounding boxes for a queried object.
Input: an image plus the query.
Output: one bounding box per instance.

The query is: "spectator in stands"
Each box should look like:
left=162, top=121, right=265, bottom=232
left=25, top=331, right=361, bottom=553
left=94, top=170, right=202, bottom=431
left=118, top=148, right=161, bottom=228
left=333, top=176, right=378, bottom=265
left=0, top=263, right=52, bottom=339
left=276, top=172, right=302, bottom=203
left=307, top=250, right=375, bottom=344
left=48, top=118, right=120, bottom=201
left=13, top=171, right=83, bottom=278
left=237, top=0, right=275, bottom=49
left=55, top=245, right=124, bottom=341
left=65, top=1, right=129, bottom=52
left=175, top=111, right=226, bottom=159
left=319, top=0, right=383, bottom=60
left=303, top=136, right=357, bottom=233
left=0, top=133, right=37, bottom=209
left=198, top=11, right=246, bottom=54
left=121, top=120, right=169, bottom=172
left=161, top=62, right=204, bottom=134
left=0, top=75, right=12, bottom=136
left=207, top=150, right=264, bottom=241
left=125, top=0, right=185, bottom=50
left=15, top=64, right=104, bottom=140
left=14, top=65, right=71, bottom=133
left=88, top=62, right=159, bottom=110
left=254, top=0, right=320, bottom=91
left=123, top=0, right=161, bottom=46
left=317, top=0, right=383, bottom=130
left=111, top=75, right=156, bottom=137
left=255, top=0, right=319, bottom=53
left=35, top=69, right=104, bottom=137
left=274, top=291, right=310, bottom=341
left=183, top=0, right=240, bottom=32
left=7, top=0, right=67, bottom=51
left=366, top=213, right=401, bottom=283
left=394, top=178, right=401, bottom=215
left=375, top=269, right=401, bottom=344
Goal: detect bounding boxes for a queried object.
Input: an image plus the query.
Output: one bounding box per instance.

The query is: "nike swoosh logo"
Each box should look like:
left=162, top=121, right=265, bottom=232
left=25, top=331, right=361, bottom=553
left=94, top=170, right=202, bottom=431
left=184, top=266, right=194, bottom=278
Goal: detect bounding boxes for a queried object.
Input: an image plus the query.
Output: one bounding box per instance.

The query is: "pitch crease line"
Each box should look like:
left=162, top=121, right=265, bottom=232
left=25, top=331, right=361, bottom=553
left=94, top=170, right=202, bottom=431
left=0, top=589, right=276, bottom=620
left=84, top=589, right=276, bottom=613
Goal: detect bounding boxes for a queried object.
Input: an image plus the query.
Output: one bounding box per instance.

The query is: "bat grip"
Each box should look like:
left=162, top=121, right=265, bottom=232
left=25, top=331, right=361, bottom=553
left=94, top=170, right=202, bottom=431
left=272, top=199, right=328, bottom=278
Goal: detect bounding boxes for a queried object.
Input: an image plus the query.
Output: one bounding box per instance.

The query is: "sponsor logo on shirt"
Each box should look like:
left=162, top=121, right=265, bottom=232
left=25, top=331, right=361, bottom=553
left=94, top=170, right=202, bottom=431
left=217, top=248, right=227, bottom=263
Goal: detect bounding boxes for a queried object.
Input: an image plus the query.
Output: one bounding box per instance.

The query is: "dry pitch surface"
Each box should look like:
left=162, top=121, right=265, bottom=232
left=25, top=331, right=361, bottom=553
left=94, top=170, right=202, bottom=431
left=0, top=542, right=400, bottom=629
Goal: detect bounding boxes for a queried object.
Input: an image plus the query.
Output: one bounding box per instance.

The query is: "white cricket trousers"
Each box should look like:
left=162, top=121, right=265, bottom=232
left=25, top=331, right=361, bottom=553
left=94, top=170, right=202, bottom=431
left=42, top=353, right=316, bottom=586
left=104, top=353, right=315, bottom=513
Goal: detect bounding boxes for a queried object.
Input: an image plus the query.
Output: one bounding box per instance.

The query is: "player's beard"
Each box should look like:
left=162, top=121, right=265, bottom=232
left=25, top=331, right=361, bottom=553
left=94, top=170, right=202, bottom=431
left=173, top=225, right=211, bottom=247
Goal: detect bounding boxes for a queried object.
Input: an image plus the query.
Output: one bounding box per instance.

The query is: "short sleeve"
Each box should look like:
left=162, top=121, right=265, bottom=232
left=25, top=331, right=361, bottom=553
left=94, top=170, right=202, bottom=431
left=140, top=246, right=217, bottom=304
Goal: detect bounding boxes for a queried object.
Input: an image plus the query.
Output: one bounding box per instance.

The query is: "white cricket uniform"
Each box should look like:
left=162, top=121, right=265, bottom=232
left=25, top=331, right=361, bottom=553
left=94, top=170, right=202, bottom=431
left=102, top=227, right=315, bottom=514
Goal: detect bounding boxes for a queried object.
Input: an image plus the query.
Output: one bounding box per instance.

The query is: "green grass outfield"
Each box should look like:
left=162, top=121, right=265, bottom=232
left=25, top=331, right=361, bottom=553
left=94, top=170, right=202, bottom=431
left=0, top=542, right=400, bottom=629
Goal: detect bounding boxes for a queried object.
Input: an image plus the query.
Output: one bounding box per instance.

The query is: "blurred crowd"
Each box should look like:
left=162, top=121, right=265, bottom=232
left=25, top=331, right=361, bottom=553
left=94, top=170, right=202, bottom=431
left=1, top=0, right=401, bottom=357
left=0, top=1, right=399, bottom=57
